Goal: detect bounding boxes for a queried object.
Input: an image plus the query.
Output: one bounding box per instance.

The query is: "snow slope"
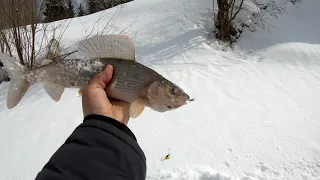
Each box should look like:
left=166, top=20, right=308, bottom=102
left=1, top=0, right=320, bottom=180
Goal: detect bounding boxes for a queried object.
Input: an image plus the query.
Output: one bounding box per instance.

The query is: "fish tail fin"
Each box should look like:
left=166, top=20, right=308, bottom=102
left=0, top=53, right=30, bottom=109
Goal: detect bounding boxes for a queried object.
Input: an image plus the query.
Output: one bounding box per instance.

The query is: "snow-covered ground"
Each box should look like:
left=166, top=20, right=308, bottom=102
left=1, top=0, right=320, bottom=179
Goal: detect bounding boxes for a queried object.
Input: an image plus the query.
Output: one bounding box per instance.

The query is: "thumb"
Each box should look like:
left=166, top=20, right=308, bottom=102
left=88, top=65, right=113, bottom=89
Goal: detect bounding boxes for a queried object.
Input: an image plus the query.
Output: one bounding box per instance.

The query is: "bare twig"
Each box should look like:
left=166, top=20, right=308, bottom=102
left=231, top=0, right=244, bottom=21
left=118, top=17, right=138, bottom=35
left=60, top=50, right=77, bottom=60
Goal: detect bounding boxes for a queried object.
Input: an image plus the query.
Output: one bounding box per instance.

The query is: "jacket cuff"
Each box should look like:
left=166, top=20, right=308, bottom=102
left=83, top=114, right=137, bottom=142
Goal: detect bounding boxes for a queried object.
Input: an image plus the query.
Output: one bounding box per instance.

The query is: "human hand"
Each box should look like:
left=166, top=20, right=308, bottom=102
left=82, top=65, right=130, bottom=125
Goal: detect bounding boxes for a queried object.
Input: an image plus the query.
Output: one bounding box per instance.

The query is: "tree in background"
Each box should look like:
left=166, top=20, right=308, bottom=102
left=65, top=0, right=75, bottom=18
left=86, top=0, right=133, bottom=14
left=43, top=0, right=67, bottom=22
left=108, top=0, right=133, bottom=8
left=43, top=0, right=75, bottom=22
left=78, top=3, right=87, bottom=16
left=87, top=0, right=99, bottom=14
left=118, top=0, right=133, bottom=4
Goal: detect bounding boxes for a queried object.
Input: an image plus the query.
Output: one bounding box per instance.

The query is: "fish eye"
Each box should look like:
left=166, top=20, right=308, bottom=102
left=171, top=87, right=177, bottom=94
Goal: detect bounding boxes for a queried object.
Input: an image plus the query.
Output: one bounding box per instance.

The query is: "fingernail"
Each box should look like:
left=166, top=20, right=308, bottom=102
left=104, top=64, right=110, bottom=72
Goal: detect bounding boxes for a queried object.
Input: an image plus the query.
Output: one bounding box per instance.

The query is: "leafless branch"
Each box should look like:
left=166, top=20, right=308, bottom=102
left=231, top=0, right=244, bottom=21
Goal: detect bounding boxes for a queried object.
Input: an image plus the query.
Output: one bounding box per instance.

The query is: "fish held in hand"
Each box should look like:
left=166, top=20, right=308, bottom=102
left=0, top=35, right=192, bottom=118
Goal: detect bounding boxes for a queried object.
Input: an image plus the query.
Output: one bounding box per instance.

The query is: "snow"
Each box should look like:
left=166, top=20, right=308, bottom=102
left=1, top=0, right=320, bottom=180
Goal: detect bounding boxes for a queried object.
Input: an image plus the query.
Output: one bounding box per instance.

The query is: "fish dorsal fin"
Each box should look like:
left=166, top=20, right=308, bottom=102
left=77, top=35, right=136, bottom=61
left=44, top=82, right=65, bottom=102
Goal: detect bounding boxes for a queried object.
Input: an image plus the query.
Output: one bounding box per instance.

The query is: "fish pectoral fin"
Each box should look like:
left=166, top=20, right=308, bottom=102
left=77, top=35, right=136, bottom=61
left=7, top=79, right=30, bottom=109
left=129, top=97, right=146, bottom=118
left=44, top=82, right=65, bottom=102
left=147, top=82, right=163, bottom=108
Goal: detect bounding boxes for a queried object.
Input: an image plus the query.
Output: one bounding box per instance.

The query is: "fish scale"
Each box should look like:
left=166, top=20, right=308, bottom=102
left=98, top=58, right=166, bottom=103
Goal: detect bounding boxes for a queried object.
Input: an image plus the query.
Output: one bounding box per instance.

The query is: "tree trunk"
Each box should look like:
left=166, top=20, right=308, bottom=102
left=215, top=0, right=240, bottom=44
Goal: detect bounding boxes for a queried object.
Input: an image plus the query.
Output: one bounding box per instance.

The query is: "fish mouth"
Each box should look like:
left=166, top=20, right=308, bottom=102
left=167, top=101, right=187, bottom=109
left=166, top=95, right=193, bottom=109
left=167, top=105, right=183, bottom=109
left=184, top=93, right=194, bottom=102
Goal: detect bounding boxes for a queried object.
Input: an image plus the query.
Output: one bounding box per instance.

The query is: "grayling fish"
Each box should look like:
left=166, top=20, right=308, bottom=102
left=0, top=34, right=192, bottom=118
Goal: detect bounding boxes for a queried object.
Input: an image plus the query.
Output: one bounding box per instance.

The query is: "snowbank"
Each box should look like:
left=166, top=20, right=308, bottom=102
left=0, top=0, right=319, bottom=180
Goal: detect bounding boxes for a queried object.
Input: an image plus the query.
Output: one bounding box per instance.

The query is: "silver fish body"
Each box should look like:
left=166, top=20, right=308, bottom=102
left=32, top=58, right=168, bottom=103
left=0, top=34, right=191, bottom=118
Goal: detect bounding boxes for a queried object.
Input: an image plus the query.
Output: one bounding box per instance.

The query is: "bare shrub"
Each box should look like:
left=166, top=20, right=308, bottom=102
left=0, top=0, right=47, bottom=68
left=0, top=0, right=137, bottom=72
left=0, top=0, right=74, bottom=69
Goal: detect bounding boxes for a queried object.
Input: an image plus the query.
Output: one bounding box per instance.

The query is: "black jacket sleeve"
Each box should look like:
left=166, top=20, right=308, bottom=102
left=35, top=115, right=146, bottom=180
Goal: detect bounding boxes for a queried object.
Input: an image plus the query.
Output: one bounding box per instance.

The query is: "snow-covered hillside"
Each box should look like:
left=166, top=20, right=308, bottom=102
left=0, top=0, right=320, bottom=180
